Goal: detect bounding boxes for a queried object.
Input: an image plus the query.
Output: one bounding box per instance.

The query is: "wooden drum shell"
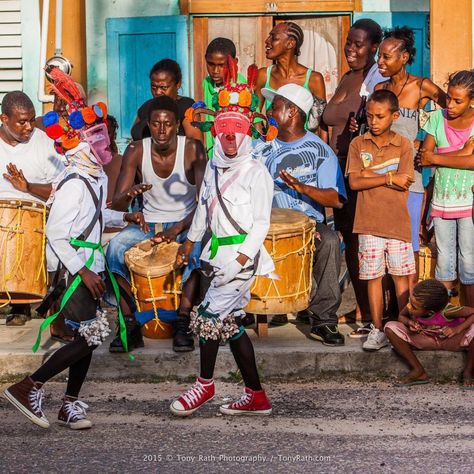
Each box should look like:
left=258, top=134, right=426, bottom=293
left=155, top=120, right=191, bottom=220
left=245, top=209, right=315, bottom=315
left=0, top=199, right=47, bottom=304
left=125, top=240, right=182, bottom=339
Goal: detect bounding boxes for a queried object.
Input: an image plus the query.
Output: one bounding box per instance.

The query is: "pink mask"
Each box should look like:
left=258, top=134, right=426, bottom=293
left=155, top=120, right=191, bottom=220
left=82, top=123, right=112, bottom=165
left=214, top=112, right=251, bottom=136
left=214, top=112, right=251, bottom=156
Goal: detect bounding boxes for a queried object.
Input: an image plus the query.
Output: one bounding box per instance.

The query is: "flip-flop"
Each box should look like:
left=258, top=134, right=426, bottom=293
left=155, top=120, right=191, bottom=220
left=461, top=378, right=474, bottom=390
left=348, top=323, right=372, bottom=338
left=394, top=379, right=431, bottom=387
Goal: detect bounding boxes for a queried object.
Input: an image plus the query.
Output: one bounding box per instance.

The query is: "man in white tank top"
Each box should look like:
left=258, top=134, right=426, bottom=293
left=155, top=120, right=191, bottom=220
left=106, top=96, right=207, bottom=353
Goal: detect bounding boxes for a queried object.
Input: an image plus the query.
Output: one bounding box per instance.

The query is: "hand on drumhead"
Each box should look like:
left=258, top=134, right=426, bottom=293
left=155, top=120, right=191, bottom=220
left=151, top=228, right=178, bottom=245
left=126, top=183, right=152, bottom=199
left=3, top=163, right=29, bottom=192
left=175, top=240, right=194, bottom=268
left=279, top=170, right=304, bottom=193
left=78, top=267, right=106, bottom=300
left=124, top=211, right=149, bottom=232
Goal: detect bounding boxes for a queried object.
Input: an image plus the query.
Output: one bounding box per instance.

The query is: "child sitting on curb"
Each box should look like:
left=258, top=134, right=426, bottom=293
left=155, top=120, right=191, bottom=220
left=385, top=278, right=474, bottom=388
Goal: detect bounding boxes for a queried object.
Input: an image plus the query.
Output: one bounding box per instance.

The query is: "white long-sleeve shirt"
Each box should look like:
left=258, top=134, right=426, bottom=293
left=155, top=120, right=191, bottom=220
left=0, top=128, right=64, bottom=202
left=46, top=169, right=126, bottom=275
left=187, top=158, right=275, bottom=275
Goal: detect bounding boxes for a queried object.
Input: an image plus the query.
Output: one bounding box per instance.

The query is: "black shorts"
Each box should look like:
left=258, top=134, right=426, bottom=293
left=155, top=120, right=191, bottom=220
left=60, top=280, right=98, bottom=325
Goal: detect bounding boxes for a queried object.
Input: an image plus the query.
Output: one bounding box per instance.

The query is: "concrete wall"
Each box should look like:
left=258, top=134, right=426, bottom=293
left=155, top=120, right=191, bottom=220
left=85, top=0, right=180, bottom=104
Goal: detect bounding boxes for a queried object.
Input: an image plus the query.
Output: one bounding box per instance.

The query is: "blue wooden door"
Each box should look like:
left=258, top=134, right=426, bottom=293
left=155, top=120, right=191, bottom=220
left=354, top=12, right=430, bottom=78
left=106, top=16, right=189, bottom=150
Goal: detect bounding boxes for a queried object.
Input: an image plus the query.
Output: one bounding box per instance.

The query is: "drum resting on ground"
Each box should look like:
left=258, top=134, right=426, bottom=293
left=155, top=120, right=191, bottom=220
left=125, top=240, right=182, bottom=339
left=245, top=208, right=316, bottom=315
left=0, top=199, right=47, bottom=304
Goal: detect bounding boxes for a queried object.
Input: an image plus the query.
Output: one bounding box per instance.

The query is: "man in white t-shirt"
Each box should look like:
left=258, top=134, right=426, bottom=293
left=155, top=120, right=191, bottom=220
left=0, top=91, right=64, bottom=325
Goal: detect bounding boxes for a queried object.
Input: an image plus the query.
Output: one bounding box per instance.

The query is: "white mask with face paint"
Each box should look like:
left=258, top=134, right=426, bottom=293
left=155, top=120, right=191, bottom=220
left=82, top=123, right=113, bottom=165
left=212, top=112, right=253, bottom=168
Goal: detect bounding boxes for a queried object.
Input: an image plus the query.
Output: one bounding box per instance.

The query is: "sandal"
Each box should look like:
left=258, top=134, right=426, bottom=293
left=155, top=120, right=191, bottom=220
left=348, top=323, right=372, bottom=338
left=461, top=377, right=474, bottom=390
left=394, top=378, right=430, bottom=387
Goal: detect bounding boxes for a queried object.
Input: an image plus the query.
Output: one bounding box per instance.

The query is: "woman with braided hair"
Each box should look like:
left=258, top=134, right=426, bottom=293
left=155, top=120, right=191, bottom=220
left=374, top=26, right=447, bottom=291
left=255, top=22, right=326, bottom=121
left=385, top=279, right=474, bottom=388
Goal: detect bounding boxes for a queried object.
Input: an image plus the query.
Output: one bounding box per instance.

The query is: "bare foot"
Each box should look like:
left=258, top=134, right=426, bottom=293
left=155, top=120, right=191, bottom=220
left=462, top=369, right=474, bottom=388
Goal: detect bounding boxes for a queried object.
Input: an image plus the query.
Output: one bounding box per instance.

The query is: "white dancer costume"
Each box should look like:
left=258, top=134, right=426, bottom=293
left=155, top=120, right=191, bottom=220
left=187, top=136, right=274, bottom=339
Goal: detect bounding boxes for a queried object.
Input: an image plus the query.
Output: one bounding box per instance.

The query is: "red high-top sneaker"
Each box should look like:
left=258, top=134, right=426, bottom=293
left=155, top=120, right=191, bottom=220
left=170, top=377, right=215, bottom=416
left=220, top=387, right=272, bottom=415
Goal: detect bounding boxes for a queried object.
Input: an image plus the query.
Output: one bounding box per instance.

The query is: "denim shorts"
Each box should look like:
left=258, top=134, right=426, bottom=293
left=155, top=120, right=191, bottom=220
left=408, top=191, right=423, bottom=253
left=433, top=217, right=474, bottom=284
left=105, top=222, right=201, bottom=286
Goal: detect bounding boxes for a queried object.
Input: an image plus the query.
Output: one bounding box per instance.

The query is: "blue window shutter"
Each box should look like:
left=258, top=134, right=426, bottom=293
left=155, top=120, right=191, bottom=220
left=106, top=16, right=189, bottom=148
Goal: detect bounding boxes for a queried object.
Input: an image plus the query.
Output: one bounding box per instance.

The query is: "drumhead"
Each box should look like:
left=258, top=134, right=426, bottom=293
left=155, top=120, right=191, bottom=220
left=125, top=240, right=180, bottom=278
left=268, top=208, right=314, bottom=237
left=0, top=198, right=46, bottom=213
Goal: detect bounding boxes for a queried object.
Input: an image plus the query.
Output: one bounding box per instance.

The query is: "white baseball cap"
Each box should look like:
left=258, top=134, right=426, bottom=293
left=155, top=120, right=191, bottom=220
left=261, top=83, right=314, bottom=115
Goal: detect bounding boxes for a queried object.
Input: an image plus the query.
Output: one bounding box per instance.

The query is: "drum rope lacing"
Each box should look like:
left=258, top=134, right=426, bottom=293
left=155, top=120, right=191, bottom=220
left=0, top=203, right=47, bottom=307
left=130, top=269, right=182, bottom=334
left=249, top=225, right=315, bottom=301
left=0, top=201, right=46, bottom=308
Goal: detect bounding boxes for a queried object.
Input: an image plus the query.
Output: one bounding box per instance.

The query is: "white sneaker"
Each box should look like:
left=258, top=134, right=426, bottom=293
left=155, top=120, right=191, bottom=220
left=362, top=325, right=389, bottom=351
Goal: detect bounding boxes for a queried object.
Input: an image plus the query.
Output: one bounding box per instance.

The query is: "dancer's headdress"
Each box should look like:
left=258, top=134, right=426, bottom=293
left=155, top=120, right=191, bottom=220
left=184, top=57, right=278, bottom=141
left=43, top=67, right=111, bottom=163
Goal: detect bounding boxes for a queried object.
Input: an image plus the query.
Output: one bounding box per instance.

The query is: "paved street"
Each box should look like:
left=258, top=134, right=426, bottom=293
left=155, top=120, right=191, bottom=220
left=1, top=379, right=473, bottom=473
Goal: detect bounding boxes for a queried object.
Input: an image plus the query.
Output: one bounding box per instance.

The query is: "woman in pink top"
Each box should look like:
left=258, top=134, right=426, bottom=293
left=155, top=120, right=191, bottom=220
left=385, top=279, right=474, bottom=387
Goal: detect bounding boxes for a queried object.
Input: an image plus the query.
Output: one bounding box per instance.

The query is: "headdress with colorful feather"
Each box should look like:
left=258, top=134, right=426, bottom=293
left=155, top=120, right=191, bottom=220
left=184, top=58, right=278, bottom=141
left=43, top=66, right=109, bottom=153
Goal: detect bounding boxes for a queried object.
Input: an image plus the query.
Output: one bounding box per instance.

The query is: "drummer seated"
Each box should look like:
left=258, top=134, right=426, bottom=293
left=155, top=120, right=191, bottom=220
left=106, top=96, right=207, bottom=353
left=253, top=84, right=347, bottom=346
left=0, top=91, right=64, bottom=326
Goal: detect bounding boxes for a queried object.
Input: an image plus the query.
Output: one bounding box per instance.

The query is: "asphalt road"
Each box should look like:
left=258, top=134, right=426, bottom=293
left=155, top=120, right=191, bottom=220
left=1, top=379, right=473, bottom=473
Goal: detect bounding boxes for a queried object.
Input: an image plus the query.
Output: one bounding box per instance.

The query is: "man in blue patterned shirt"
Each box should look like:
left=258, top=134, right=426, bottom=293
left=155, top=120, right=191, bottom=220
left=253, top=84, right=347, bottom=346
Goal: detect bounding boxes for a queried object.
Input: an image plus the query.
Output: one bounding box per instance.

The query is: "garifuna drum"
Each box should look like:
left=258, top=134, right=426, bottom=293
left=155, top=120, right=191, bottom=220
left=245, top=208, right=316, bottom=315
left=0, top=199, right=47, bottom=304
left=418, top=243, right=436, bottom=281
left=125, top=239, right=182, bottom=339
left=419, top=242, right=465, bottom=305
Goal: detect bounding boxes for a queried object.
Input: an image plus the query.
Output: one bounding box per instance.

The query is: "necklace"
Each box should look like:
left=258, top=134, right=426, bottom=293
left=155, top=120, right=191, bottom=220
left=390, top=72, right=410, bottom=98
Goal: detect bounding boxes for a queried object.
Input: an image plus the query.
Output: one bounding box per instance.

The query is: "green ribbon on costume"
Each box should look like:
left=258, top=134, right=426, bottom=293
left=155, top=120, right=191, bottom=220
left=209, top=232, right=247, bottom=260
left=32, top=239, right=134, bottom=361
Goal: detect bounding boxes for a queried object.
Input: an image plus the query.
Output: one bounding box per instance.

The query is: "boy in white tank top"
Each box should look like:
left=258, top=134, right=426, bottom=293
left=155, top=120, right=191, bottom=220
left=106, top=96, right=207, bottom=353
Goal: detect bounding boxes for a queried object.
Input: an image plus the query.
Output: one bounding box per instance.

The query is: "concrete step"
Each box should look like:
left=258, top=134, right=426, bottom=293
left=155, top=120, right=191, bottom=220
left=0, top=316, right=464, bottom=382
